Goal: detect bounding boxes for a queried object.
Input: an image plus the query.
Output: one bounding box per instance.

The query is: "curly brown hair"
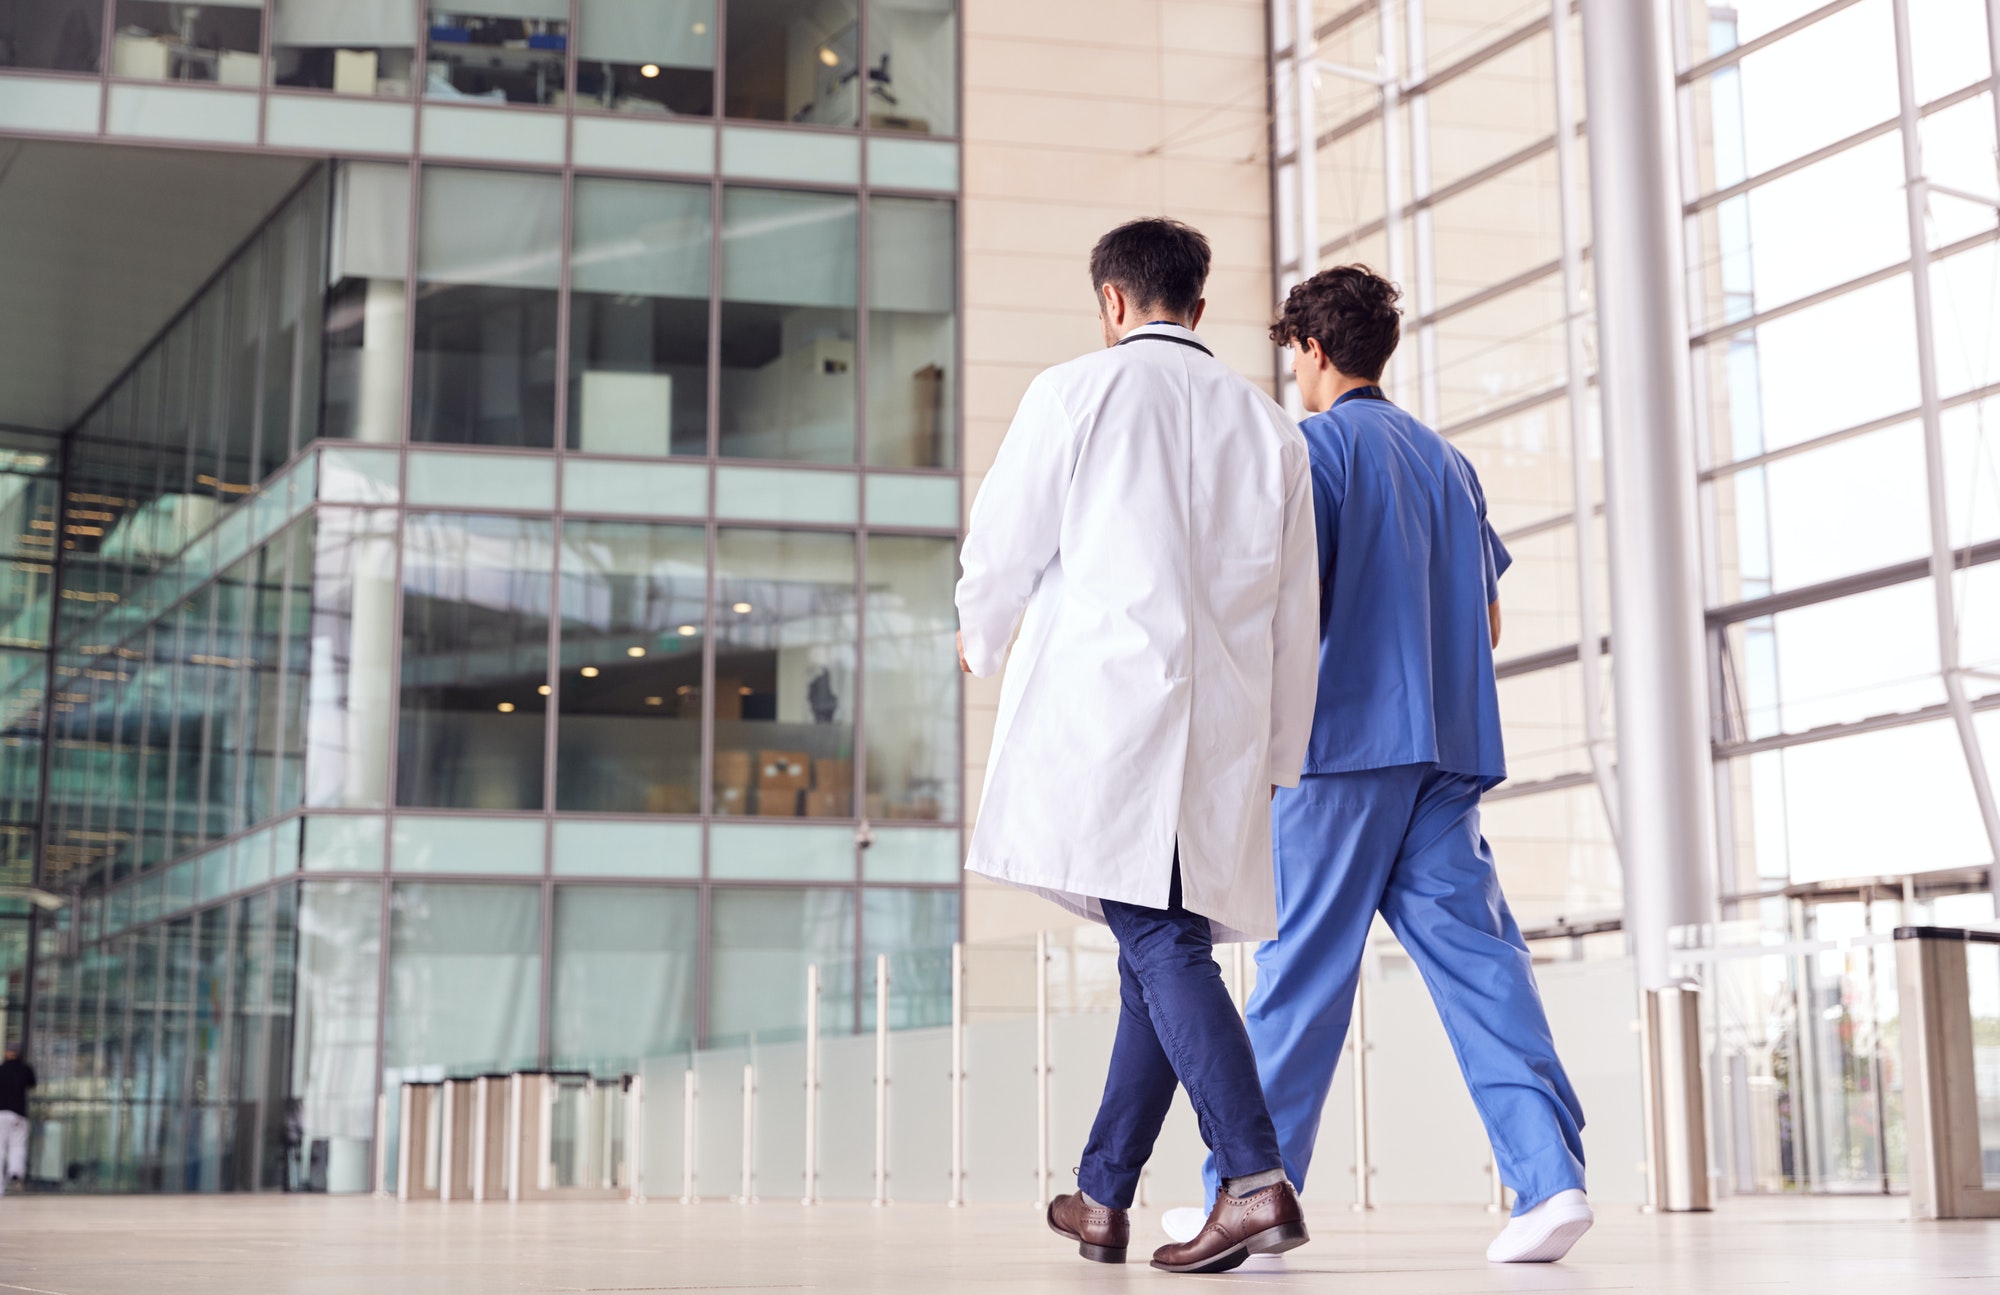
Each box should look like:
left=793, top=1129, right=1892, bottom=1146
left=1269, top=265, right=1402, bottom=382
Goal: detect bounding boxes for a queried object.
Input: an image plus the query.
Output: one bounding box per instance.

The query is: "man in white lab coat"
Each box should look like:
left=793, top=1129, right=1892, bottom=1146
left=956, top=218, right=1321, bottom=1275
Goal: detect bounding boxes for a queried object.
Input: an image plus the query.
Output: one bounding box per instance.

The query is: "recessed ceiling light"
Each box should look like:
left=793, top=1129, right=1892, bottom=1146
left=497, top=702, right=516, bottom=713
left=627, top=645, right=646, bottom=657
left=818, top=46, right=839, bottom=67
left=692, top=22, right=707, bottom=36
left=640, top=63, right=660, bottom=78
left=732, top=602, right=752, bottom=614
left=581, top=666, right=600, bottom=678
left=677, top=624, right=698, bottom=636
left=537, top=684, right=551, bottom=696
left=738, top=686, right=754, bottom=696
left=676, top=684, right=693, bottom=696
left=645, top=695, right=664, bottom=706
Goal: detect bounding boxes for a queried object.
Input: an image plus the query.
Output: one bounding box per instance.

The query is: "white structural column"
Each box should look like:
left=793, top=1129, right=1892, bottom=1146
left=1579, top=0, right=1718, bottom=988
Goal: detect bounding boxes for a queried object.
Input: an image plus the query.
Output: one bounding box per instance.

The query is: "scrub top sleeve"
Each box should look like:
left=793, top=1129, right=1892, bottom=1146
left=955, top=376, right=1077, bottom=678
left=1470, top=471, right=1511, bottom=601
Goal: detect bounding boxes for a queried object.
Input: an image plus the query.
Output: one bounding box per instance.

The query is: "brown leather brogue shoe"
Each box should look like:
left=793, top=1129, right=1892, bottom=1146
left=1150, top=1180, right=1308, bottom=1274
left=1046, top=1191, right=1129, bottom=1263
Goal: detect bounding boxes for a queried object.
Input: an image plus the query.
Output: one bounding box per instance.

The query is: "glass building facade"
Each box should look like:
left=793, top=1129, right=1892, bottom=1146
left=1, top=0, right=961, bottom=1193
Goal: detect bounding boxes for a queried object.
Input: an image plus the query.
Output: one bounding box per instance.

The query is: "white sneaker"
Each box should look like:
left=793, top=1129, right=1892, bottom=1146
left=1161, top=1205, right=1207, bottom=1244
left=1486, top=1189, right=1592, bottom=1263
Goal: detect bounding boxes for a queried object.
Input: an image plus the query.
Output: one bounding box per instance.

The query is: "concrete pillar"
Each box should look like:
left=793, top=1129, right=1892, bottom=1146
left=1579, top=0, right=1718, bottom=989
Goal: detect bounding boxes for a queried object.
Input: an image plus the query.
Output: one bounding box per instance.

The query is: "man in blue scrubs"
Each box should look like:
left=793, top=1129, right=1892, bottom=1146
left=1165, top=266, right=1592, bottom=1264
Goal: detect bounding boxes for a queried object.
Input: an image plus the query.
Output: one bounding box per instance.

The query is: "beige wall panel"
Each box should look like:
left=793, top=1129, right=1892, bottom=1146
left=960, top=0, right=1276, bottom=940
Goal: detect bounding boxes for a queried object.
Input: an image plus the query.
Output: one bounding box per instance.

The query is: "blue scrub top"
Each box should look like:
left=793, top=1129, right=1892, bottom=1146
left=1297, top=387, right=1512, bottom=785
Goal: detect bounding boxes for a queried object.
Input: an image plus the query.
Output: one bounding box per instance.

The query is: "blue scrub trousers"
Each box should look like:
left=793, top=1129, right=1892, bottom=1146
left=1077, top=861, right=1283, bottom=1209
left=1202, top=764, right=1587, bottom=1215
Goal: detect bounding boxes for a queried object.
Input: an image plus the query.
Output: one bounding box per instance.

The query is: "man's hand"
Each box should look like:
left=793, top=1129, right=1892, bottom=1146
left=957, top=631, right=972, bottom=674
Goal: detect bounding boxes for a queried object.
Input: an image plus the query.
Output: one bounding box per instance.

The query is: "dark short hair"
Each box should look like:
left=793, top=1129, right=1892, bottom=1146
left=1270, top=265, right=1402, bottom=381
left=1089, top=218, right=1211, bottom=319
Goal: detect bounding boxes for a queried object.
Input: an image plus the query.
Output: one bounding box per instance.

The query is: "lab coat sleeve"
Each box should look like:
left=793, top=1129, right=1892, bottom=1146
left=955, top=375, right=1076, bottom=678
left=1267, top=442, right=1320, bottom=786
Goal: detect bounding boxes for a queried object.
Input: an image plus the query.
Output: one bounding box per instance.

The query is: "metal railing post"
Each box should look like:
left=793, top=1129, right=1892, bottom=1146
left=626, top=1074, right=645, bottom=1204
left=803, top=963, right=819, bottom=1205
left=873, top=952, right=890, bottom=1207
left=737, top=1062, right=756, bottom=1204
left=372, top=1091, right=388, bottom=1198
left=1351, top=979, right=1374, bottom=1211
left=1035, top=930, right=1051, bottom=1210
left=680, top=1068, right=696, bottom=1204
left=949, top=941, right=965, bottom=1207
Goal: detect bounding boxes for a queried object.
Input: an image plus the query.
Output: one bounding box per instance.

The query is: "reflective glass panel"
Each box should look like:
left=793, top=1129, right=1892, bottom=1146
left=861, top=887, right=955, bottom=1029
left=724, top=0, right=858, bottom=127
left=305, top=509, right=398, bottom=809
left=707, top=886, right=855, bottom=1046
left=1, top=3, right=104, bottom=72
left=272, top=0, right=418, bottom=96
left=577, top=0, right=715, bottom=115
left=425, top=2, right=568, bottom=106
left=866, top=0, right=955, bottom=135
left=863, top=535, right=956, bottom=822
left=412, top=167, right=563, bottom=448
left=712, top=529, right=856, bottom=818
left=111, top=1, right=263, bottom=85
left=568, top=178, right=712, bottom=458
left=556, top=520, right=706, bottom=814
left=322, top=163, right=411, bottom=445
left=866, top=197, right=955, bottom=468
left=385, top=881, right=541, bottom=1077
left=396, top=513, right=553, bottom=809
left=720, top=188, right=858, bottom=462
left=550, top=885, right=698, bottom=1073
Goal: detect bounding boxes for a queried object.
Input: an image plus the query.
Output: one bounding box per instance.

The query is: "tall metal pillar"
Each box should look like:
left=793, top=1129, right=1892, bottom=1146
left=1580, top=0, right=1718, bottom=988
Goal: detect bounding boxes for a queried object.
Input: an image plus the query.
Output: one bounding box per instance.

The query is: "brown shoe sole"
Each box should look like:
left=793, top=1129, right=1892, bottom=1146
left=1151, top=1219, right=1310, bottom=1274
left=1045, top=1200, right=1127, bottom=1264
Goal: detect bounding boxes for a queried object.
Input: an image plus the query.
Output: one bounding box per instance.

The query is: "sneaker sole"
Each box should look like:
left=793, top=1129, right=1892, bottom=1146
left=1151, top=1219, right=1310, bottom=1274
left=1491, top=1215, right=1592, bottom=1264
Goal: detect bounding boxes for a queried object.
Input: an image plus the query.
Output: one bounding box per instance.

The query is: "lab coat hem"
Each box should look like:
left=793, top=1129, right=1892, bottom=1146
left=1300, top=753, right=1507, bottom=785
left=965, top=857, right=1274, bottom=945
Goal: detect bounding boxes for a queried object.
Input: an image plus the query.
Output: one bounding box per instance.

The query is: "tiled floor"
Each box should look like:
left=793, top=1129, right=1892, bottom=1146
left=0, top=1191, right=1995, bottom=1293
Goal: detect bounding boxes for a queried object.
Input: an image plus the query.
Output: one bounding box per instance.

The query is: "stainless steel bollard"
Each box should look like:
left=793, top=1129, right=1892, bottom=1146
left=949, top=941, right=965, bottom=1208
left=1896, top=926, right=2000, bottom=1219
left=1641, top=982, right=1712, bottom=1212
left=1035, top=930, right=1051, bottom=1210
left=873, top=952, right=890, bottom=1207
left=1351, top=980, right=1374, bottom=1211
left=803, top=964, right=820, bottom=1205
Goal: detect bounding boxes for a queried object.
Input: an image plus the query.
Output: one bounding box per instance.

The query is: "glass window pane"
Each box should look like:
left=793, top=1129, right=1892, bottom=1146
left=385, top=881, right=542, bottom=1077
left=866, top=0, right=954, bottom=135
left=550, top=885, right=698, bottom=1073
left=390, top=815, right=544, bottom=873
left=556, top=520, right=706, bottom=813
left=305, top=509, right=398, bottom=809
left=301, top=814, right=386, bottom=871
left=413, top=168, right=563, bottom=448
left=550, top=819, right=701, bottom=876
left=272, top=0, right=418, bottom=96
left=866, top=196, right=955, bottom=468
left=1722, top=580, right=1944, bottom=740
left=724, top=0, right=858, bottom=127
left=322, top=163, right=410, bottom=445
left=720, top=188, right=857, bottom=462
left=560, top=459, right=709, bottom=517
left=577, top=0, right=715, bottom=115
left=861, top=826, right=958, bottom=882
left=709, top=821, right=854, bottom=880
left=861, top=887, right=955, bottom=1029
left=568, top=178, right=712, bottom=459
left=2, top=3, right=104, bottom=72
left=404, top=450, right=556, bottom=510
left=1423, top=29, right=1555, bottom=194
left=714, top=466, right=858, bottom=524
left=707, top=886, right=855, bottom=1046
left=1433, top=273, right=1565, bottom=428
left=112, top=2, right=263, bottom=85
left=1479, top=782, right=1620, bottom=929
left=425, top=2, right=568, bottom=106
left=712, top=529, right=856, bottom=818
left=396, top=513, right=553, bottom=809
left=863, top=535, right=956, bottom=821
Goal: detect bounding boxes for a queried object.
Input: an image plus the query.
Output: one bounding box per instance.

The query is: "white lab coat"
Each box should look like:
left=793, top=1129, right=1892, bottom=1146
left=957, top=323, right=1320, bottom=942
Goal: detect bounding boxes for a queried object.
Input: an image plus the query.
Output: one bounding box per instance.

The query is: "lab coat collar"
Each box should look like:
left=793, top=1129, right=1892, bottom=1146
left=1118, top=322, right=1214, bottom=356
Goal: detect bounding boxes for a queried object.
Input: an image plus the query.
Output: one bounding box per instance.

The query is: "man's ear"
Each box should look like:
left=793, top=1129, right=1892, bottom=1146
left=1099, top=282, right=1125, bottom=325
left=1189, top=297, right=1207, bottom=330
left=1303, top=337, right=1332, bottom=371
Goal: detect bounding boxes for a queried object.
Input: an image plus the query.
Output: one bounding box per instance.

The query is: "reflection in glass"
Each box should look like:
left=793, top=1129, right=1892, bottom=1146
left=425, top=3, right=568, bottom=106
left=724, top=0, right=858, bottom=126
left=864, top=536, right=957, bottom=821
left=111, top=1, right=263, bottom=85
left=272, top=0, right=417, bottom=95
left=862, top=887, right=955, bottom=1028
left=712, top=530, right=856, bottom=818
left=323, top=164, right=411, bottom=444
left=707, top=886, right=854, bottom=1046
left=412, top=168, right=562, bottom=448
left=0, top=3, right=103, bottom=72
left=866, top=197, right=955, bottom=467
left=397, top=513, right=553, bottom=809
left=577, top=0, right=714, bottom=115
left=866, top=0, right=955, bottom=134
left=556, top=521, right=706, bottom=813
left=306, top=510, right=398, bottom=809
left=720, top=189, right=857, bottom=462
left=551, top=886, right=697, bottom=1073
left=568, top=179, right=712, bottom=458
left=385, top=882, right=541, bottom=1079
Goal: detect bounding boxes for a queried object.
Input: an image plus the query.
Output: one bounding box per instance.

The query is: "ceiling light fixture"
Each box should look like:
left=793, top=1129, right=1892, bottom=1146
left=640, top=63, right=660, bottom=78
left=692, top=22, right=707, bottom=36
left=497, top=702, right=516, bottom=713
left=537, top=684, right=551, bottom=696
left=738, top=686, right=754, bottom=697
left=627, top=645, right=646, bottom=657
left=732, top=602, right=752, bottom=614
left=818, top=46, right=839, bottom=67
left=645, top=696, right=664, bottom=706
left=581, top=666, right=600, bottom=678
left=677, top=624, right=698, bottom=636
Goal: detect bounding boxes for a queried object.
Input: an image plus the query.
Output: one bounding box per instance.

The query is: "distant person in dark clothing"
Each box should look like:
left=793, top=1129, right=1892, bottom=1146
left=0, top=1045, right=34, bottom=1194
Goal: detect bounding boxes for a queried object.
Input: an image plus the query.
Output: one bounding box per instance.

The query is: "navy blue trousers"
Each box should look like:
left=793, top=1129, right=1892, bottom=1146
left=1076, top=862, right=1283, bottom=1209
